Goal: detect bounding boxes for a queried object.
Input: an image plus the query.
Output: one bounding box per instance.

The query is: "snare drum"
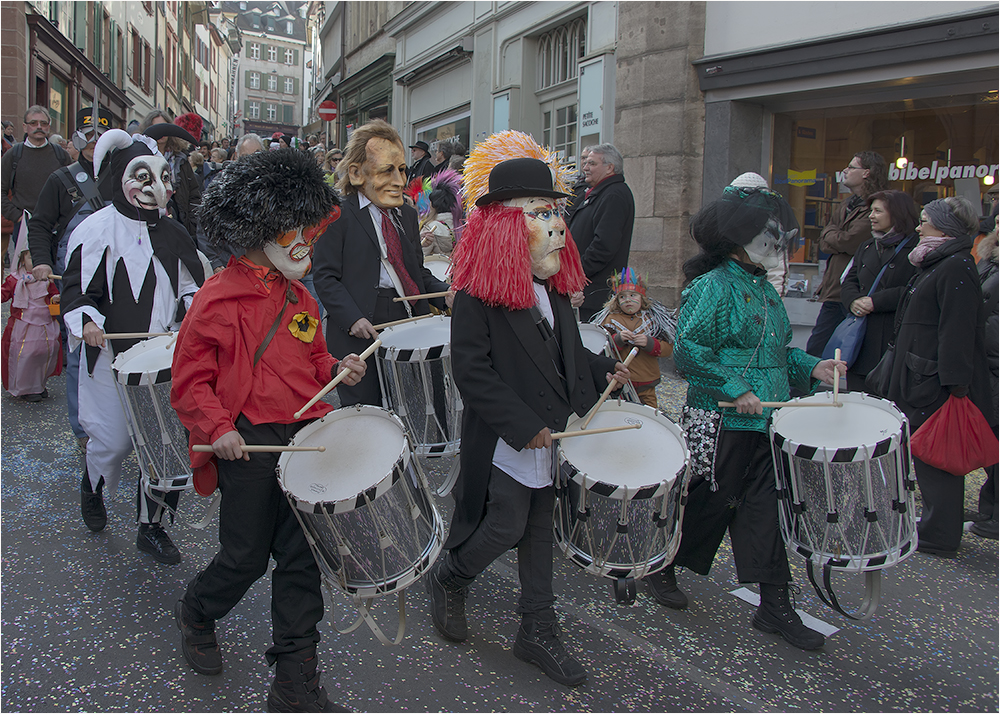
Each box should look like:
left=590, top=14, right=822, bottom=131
left=277, top=405, right=445, bottom=600
left=111, top=335, right=191, bottom=493
left=770, top=391, right=916, bottom=577
left=579, top=323, right=611, bottom=357
left=423, top=254, right=451, bottom=283
left=554, top=402, right=690, bottom=583
left=376, top=315, right=462, bottom=457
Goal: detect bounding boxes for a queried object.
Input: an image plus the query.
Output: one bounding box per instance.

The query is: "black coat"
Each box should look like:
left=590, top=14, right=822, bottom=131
left=839, top=233, right=919, bottom=376
left=568, top=174, right=635, bottom=314
left=312, top=192, right=450, bottom=402
left=887, top=236, right=995, bottom=430
left=445, top=289, right=618, bottom=549
left=407, top=155, right=433, bottom=182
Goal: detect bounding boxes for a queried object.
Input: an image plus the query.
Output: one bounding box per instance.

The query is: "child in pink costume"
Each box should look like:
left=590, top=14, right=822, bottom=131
left=2, top=247, right=62, bottom=400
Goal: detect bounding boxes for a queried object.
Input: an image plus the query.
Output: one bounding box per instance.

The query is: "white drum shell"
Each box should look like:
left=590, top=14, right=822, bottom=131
left=770, top=391, right=917, bottom=573
left=424, top=255, right=451, bottom=283
left=277, top=406, right=444, bottom=598
left=111, top=336, right=191, bottom=491
left=578, top=323, right=611, bottom=357
left=555, top=402, right=690, bottom=580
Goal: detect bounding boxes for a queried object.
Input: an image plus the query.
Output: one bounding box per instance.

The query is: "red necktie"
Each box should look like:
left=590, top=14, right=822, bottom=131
left=379, top=208, right=419, bottom=297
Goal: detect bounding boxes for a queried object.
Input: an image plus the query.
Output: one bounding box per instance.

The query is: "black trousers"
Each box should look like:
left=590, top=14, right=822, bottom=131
left=183, top=416, right=323, bottom=664
left=980, top=426, right=999, bottom=520
left=673, top=429, right=791, bottom=585
left=446, top=466, right=556, bottom=617
left=806, top=300, right=848, bottom=357
left=914, top=456, right=966, bottom=552
left=337, top=289, right=408, bottom=407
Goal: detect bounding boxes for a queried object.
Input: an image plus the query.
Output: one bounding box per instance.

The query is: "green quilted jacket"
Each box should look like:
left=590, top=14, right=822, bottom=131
left=674, top=259, right=820, bottom=432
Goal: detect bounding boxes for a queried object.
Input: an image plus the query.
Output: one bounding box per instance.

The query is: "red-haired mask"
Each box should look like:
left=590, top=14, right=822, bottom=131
left=263, top=207, right=341, bottom=280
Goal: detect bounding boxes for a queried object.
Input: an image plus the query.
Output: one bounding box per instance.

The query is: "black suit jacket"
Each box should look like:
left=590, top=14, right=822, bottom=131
left=445, top=288, right=618, bottom=549
left=568, top=174, right=635, bottom=315
left=312, top=192, right=450, bottom=404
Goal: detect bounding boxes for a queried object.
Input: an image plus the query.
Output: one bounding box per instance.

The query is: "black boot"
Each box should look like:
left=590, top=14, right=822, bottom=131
left=753, top=583, right=824, bottom=651
left=267, top=647, right=348, bottom=712
left=137, top=522, right=181, bottom=564
left=81, top=471, right=107, bottom=532
left=513, top=614, right=587, bottom=687
left=645, top=565, right=689, bottom=609
left=971, top=519, right=999, bottom=540
left=175, top=600, right=223, bottom=675
left=425, top=558, right=468, bottom=642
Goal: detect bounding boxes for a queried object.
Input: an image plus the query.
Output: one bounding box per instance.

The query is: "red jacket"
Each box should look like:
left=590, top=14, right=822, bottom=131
left=171, top=258, right=339, bottom=491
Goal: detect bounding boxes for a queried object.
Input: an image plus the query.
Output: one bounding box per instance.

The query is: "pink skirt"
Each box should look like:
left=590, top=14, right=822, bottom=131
left=2, top=315, right=62, bottom=397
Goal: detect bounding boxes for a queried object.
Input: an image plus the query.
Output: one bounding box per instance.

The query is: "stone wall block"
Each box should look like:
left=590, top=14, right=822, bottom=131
left=624, top=155, right=656, bottom=217
left=630, top=216, right=665, bottom=254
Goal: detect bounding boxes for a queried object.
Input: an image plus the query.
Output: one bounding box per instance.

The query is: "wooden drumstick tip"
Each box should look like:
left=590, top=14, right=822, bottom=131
left=293, top=339, right=382, bottom=419
left=833, top=347, right=842, bottom=406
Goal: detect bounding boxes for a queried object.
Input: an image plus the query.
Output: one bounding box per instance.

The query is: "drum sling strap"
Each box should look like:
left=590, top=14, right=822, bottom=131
left=805, top=560, right=882, bottom=621
left=145, top=286, right=297, bottom=527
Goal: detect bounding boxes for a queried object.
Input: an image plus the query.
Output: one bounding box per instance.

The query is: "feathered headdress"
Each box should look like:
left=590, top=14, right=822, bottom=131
left=405, top=177, right=432, bottom=217
left=610, top=267, right=646, bottom=295
left=460, top=130, right=572, bottom=214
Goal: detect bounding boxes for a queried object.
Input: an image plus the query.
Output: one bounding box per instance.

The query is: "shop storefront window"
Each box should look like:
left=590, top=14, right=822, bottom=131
left=772, top=92, right=998, bottom=292
left=416, top=114, right=470, bottom=156
left=48, top=74, right=67, bottom=137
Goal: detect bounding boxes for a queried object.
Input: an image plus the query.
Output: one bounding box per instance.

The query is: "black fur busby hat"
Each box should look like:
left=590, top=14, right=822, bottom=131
left=199, top=147, right=340, bottom=250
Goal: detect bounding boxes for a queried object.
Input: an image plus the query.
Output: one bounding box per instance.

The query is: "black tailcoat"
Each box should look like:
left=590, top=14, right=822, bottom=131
left=445, top=288, right=617, bottom=549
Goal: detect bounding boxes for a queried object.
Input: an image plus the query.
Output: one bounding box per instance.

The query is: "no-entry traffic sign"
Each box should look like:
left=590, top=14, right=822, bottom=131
left=318, top=100, right=338, bottom=122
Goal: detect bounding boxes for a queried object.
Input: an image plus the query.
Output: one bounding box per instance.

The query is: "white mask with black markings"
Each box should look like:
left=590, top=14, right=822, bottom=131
left=121, top=154, right=173, bottom=211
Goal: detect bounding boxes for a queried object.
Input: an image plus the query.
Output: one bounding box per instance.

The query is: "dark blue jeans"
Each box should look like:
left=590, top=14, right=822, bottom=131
left=806, top=300, right=848, bottom=357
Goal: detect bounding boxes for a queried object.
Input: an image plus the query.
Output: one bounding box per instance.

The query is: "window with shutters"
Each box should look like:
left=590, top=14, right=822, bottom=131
left=285, top=48, right=294, bottom=65
left=249, top=101, right=260, bottom=119
left=131, top=29, right=141, bottom=84
left=249, top=72, right=260, bottom=89
left=267, top=45, right=277, bottom=62
left=537, top=17, right=587, bottom=91
left=143, top=41, right=151, bottom=92
left=250, top=42, right=260, bottom=60
left=268, top=74, right=277, bottom=92
left=283, top=105, right=293, bottom=124
left=266, top=103, right=277, bottom=121
left=284, top=77, right=294, bottom=94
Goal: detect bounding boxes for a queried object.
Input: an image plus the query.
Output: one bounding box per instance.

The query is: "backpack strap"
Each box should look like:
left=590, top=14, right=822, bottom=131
left=52, top=162, right=106, bottom=241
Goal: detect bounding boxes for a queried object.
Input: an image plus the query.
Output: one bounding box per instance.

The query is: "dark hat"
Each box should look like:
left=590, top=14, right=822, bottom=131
left=409, top=140, right=430, bottom=152
left=475, top=157, right=571, bottom=207
left=75, top=107, right=114, bottom=133
left=143, top=122, right=199, bottom=146
left=200, top=148, right=339, bottom=250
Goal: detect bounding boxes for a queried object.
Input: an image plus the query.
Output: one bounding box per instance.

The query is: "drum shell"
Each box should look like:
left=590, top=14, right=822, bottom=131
left=554, top=402, right=690, bottom=580
left=770, top=392, right=917, bottom=572
left=277, top=406, right=444, bottom=598
left=578, top=323, right=611, bottom=357
left=376, top=316, right=462, bottom=457
left=110, top=336, right=191, bottom=491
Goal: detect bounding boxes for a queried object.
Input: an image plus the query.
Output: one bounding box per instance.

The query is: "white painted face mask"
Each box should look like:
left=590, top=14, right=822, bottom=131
left=744, top=218, right=796, bottom=271
left=121, top=154, right=173, bottom=211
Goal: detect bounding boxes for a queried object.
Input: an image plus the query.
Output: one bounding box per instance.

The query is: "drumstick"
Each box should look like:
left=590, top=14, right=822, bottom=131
left=49, top=274, right=63, bottom=280
left=580, top=347, right=639, bottom=430
left=392, top=291, right=452, bottom=302
left=718, top=401, right=841, bottom=408
left=372, top=314, right=434, bottom=331
left=102, top=332, right=173, bottom=339
left=833, top=347, right=842, bottom=406
left=192, top=444, right=326, bottom=453
left=551, top=423, right=642, bottom=439
left=293, top=339, right=382, bottom=419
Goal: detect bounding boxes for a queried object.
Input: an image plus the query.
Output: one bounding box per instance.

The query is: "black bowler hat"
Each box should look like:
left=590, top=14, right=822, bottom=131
left=409, top=140, right=430, bottom=152
left=476, top=157, right=571, bottom=207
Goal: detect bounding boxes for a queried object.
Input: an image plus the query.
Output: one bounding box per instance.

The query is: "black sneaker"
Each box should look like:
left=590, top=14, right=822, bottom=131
left=268, top=648, right=349, bottom=712
left=137, top=523, right=181, bottom=564
left=175, top=600, right=223, bottom=675
left=426, top=560, right=468, bottom=642
left=971, top=519, right=999, bottom=540
left=645, top=565, right=688, bottom=609
left=513, top=616, right=587, bottom=687
left=81, top=472, right=107, bottom=532
left=21, top=393, right=43, bottom=402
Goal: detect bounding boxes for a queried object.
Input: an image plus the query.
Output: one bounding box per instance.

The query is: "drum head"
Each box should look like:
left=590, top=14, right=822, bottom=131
left=111, top=335, right=176, bottom=385
left=280, top=406, right=408, bottom=506
left=578, top=324, right=610, bottom=355
left=771, top=391, right=904, bottom=455
left=424, top=255, right=451, bottom=282
left=561, top=402, right=687, bottom=495
left=379, top=315, right=451, bottom=360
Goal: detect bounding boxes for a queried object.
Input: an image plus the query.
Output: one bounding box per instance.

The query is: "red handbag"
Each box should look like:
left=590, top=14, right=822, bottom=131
left=911, top=395, right=999, bottom=476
